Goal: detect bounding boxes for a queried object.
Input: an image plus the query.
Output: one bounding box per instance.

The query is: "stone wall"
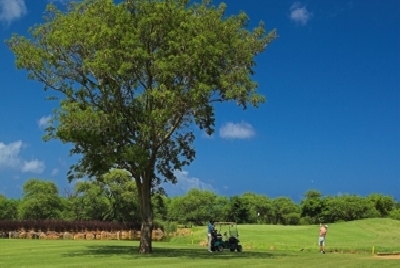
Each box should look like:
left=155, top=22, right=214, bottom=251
left=6, top=228, right=165, bottom=241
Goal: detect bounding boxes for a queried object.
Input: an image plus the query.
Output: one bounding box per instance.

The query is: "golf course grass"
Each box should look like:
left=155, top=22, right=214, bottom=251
left=176, top=218, right=400, bottom=253
left=1, top=218, right=399, bottom=267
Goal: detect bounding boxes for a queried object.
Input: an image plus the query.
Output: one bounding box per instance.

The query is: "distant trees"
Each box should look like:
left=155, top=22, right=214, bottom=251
left=62, top=169, right=141, bottom=222
left=226, top=195, right=250, bottom=223
left=240, top=192, right=274, bottom=224
left=271, top=197, right=300, bottom=225
left=18, top=179, right=64, bottom=220
left=366, top=193, right=395, bottom=217
left=72, top=181, right=110, bottom=221
left=321, top=195, right=379, bottom=222
left=167, top=188, right=219, bottom=225
left=300, top=190, right=323, bottom=224
left=0, top=195, right=18, bottom=220
left=0, top=177, right=398, bottom=225
left=389, top=208, right=400, bottom=220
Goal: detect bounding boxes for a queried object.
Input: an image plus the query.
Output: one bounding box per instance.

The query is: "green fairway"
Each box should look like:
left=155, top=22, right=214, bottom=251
left=176, top=218, right=400, bottom=253
left=1, top=240, right=399, bottom=267
left=1, top=218, right=399, bottom=267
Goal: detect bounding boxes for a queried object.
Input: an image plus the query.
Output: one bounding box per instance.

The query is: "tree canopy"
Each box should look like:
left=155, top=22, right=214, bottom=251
left=7, top=0, right=276, bottom=253
left=18, top=179, right=63, bottom=220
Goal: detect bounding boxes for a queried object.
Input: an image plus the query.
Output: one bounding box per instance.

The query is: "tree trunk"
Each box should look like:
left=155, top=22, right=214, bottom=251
left=138, top=177, right=153, bottom=254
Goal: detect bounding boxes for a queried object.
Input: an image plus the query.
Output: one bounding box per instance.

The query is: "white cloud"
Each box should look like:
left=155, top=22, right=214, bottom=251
left=0, top=140, right=45, bottom=173
left=164, top=170, right=216, bottom=196
left=0, top=140, right=23, bottom=168
left=0, top=0, right=27, bottom=24
left=219, top=121, right=255, bottom=139
left=38, top=115, right=52, bottom=129
left=21, top=159, right=45, bottom=174
left=289, top=2, right=313, bottom=26
left=51, top=168, right=59, bottom=176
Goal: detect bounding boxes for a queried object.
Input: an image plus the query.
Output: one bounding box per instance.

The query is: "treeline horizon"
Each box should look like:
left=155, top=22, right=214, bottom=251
left=1, top=175, right=400, bottom=227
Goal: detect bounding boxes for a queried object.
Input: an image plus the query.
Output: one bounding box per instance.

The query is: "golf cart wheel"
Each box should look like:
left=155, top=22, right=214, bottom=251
left=218, top=244, right=224, bottom=252
left=237, top=245, right=243, bottom=252
left=230, top=248, right=235, bottom=252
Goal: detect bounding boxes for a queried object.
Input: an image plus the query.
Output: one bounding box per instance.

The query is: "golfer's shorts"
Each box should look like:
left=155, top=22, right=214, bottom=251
left=318, top=236, right=325, bottom=246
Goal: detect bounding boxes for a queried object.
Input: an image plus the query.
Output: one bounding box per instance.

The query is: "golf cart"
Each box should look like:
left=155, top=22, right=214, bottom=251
left=211, top=222, right=243, bottom=252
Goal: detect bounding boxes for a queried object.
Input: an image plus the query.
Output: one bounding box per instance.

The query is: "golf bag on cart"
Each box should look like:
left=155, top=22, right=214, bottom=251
left=210, top=228, right=223, bottom=251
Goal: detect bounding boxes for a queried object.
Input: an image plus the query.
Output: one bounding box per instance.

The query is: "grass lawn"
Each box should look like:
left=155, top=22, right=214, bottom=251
left=179, top=218, right=400, bottom=253
left=1, top=218, right=399, bottom=267
left=1, top=240, right=400, bottom=267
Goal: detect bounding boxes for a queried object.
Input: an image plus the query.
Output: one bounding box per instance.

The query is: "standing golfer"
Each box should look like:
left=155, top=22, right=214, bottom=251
left=318, top=223, right=328, bottom=254
left=207, top=220, right=213, bottom=252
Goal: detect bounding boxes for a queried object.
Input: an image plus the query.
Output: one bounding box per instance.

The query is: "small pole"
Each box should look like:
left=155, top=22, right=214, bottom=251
left=372, top=246, right=374, bottom=255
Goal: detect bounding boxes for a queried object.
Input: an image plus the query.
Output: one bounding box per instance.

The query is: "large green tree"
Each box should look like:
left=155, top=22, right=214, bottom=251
left=168, top=189, right=219, bottom=224
left=7, top=0, right=276, bottom=253
left=18, top=179, right=63, bottom=220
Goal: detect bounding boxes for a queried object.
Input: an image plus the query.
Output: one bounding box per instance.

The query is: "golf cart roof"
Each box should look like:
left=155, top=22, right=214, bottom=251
left=214, top=222, right=237, bottom=225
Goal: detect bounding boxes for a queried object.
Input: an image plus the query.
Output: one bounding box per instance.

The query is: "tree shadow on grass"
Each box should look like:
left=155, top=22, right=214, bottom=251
left=62, top=245, right=287, bottom=260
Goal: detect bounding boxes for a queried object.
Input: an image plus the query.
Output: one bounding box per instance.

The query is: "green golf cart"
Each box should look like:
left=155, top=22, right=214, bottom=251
left=211, top=222, right=243, bottom=252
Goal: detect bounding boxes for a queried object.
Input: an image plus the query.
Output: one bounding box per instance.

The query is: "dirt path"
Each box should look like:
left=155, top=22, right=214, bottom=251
left=374, top=255, right=400, bottom=260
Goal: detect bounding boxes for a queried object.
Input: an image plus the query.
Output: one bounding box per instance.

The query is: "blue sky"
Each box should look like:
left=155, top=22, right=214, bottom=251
left=0, top=0, right=399, bottom=202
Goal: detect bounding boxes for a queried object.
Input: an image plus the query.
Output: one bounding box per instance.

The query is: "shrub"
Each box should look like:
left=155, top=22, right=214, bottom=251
left=299, top=216, right=314, bottom=225
left=284, top=212, right=300, bottom=225
left=153, top=220, right=177, bottom=234
left=164, top=221, right=178, bottom=233
left=389, top=209, right=400, bottom=220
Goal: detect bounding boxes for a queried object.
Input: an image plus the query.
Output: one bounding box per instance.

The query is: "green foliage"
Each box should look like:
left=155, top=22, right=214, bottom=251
left=18, top=179, right=63, bottom=220
left=7, top=0, right=276, bottom=252
left=73, top=181, right=110, bottom=221
left=299, top=216, right=315, bottom=226
left=389, top=209, right=400, bottom=220
left=6, top=0, right=276, bottom=191
left=300, top=190, right=323, bottom=223
left=2, top=176, right=397, bottom=226
left=240, top=192, right=274, bottom=223
left=271, top=197, right=300, bottom=225
left=321, top=195, right=379, bottom=222
left=100, top=169, right=140, bottom=222
left=0, top=196, right=19, bottom=220
left=61, top=169, right=142, bottom=222
left=168, top=189, right=219, bottom=224
left=152, top=194, right=169, bottom=222
left=227, top=195, right=249, bottom=223
left=366, top=193, right=395, bottom=217
left=284, top=212, right=301, bottom=225
left=161, top=221, right=178, bottom=234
